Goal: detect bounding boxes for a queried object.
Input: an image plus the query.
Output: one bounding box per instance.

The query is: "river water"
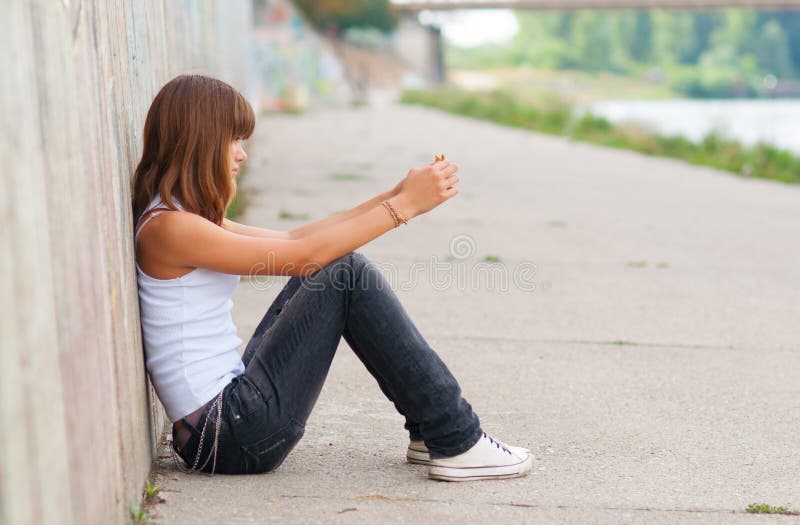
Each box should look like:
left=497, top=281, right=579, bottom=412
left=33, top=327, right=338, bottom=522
left=588, top=99, right=800, bottom=154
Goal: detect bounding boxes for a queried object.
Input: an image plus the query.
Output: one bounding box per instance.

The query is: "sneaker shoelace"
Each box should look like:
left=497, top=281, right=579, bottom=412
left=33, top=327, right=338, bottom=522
left=484, top=432, right=512, bottom=455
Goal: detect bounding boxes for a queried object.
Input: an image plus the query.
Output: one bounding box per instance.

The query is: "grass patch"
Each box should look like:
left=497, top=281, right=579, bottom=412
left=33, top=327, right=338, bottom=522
left=626, top=261, right=647, bottom=268
left=482, top=255, right=502, bottom=263
left=400, top=87, right=800, bottom=185
left=329, top=173, right=367, bottom=181
left=129, top=501, right=152, bottom=524
left=448, top=68, right=678, bottom=102
left=745, top=503, right=800, bottom=516
left=133, top=477, right=166, bottom=524
left=226, top=165, right=249, bottom=221
left=226, top=192, right=247, bottom=221
left=278, top=209, right=310, bottom=221
left=143, top=480, right=160, bottom=501
left=608, top=340, right=635, bottom=346
left=262, top=107, right=303, bottom=116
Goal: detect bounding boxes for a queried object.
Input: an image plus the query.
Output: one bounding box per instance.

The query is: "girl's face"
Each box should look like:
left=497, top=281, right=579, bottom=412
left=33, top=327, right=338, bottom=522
left=229, top=138, right=247, bottom=178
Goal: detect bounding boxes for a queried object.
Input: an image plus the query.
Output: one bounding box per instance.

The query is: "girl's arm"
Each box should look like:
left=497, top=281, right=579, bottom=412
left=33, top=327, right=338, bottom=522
left=223, top=187, right=400, bottom=240
left=288, top=187, right=398, bottom=239
left=144, top=161, right=458, bottom=277
left=222, top=219, right=291, bottom=239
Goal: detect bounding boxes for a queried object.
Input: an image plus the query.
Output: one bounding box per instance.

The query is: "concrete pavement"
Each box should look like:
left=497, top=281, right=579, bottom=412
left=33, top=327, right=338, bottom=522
left=150, top=103, right=800, bottom=523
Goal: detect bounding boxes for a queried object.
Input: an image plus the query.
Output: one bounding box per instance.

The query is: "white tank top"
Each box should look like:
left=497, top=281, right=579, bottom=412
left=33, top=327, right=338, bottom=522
left=135, top=196, right=245, bottom=421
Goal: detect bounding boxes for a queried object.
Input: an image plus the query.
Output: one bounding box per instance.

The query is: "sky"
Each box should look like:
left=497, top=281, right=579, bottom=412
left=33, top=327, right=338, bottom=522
left=418, top=9, right=519, bottom=47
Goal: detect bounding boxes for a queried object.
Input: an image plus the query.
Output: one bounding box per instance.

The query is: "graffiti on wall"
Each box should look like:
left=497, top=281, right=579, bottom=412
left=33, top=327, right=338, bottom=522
left=252, top=0, right=352, bottom=112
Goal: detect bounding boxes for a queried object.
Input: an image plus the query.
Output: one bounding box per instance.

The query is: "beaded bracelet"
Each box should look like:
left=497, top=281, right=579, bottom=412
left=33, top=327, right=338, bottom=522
left=381, top=200, right=408, bottom=227
left=381, top=200, right=400, bottom=227
left=386, top=200, right=409, bottom=225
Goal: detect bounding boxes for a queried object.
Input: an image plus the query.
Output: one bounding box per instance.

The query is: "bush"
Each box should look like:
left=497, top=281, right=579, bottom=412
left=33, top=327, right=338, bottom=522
left=400, top=87, right=800, bottom=185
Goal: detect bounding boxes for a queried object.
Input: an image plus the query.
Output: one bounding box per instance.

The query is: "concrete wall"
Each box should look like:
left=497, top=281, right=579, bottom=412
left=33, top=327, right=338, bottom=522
left=0, top=2, right=254, bottom=524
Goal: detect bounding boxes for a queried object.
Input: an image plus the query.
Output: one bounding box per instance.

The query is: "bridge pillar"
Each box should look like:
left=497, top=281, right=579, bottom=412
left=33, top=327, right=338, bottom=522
left=394, top=14, right=445, bottom=86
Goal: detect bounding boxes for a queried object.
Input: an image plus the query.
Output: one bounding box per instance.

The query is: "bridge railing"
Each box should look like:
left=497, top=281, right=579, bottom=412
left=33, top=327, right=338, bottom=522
left=391, top=0, right=800, bottom=10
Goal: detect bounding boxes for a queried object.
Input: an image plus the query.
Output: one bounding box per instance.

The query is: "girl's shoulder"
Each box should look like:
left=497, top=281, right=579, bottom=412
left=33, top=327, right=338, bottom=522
left=135, top=196, right=187, bottom=240
left=135, top=198, right=209, bottom=280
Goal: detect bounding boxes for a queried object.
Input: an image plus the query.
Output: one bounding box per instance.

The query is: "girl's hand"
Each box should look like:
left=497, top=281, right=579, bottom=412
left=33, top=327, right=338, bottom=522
left=390, top=155, right=448, bottom=197
left=390, top=178, right=404, bottom=197
left=390, top=160, right=460, bottom=219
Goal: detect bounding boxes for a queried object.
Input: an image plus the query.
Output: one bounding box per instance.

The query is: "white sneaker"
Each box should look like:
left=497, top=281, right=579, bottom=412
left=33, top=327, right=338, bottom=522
left=427, top=432, right=533, bottom=481
left=407, top=439, right=530, bottom=466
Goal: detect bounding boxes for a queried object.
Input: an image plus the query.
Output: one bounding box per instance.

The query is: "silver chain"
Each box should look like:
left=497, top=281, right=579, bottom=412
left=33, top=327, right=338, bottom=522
left=170, top=389, right=224, bottom=476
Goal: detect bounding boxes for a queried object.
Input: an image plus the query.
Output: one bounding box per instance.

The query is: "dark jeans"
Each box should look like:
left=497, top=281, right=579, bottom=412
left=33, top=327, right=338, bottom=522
left=173, top=252, right=482, bottom=475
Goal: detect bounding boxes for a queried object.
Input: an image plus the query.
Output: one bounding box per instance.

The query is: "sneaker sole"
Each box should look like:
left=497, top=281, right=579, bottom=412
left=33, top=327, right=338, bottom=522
left=428, top=454, right=532, bottom=482
left=408, top=446, right=531, bottom=467
left=406, top=448, right=430, bottom=465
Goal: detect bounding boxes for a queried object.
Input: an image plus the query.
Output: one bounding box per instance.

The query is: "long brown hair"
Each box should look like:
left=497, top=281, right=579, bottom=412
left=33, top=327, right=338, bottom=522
left=132, top=74, right=255, bottom=228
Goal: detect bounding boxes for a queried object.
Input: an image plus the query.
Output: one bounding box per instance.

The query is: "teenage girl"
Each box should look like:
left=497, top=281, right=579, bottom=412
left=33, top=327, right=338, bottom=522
left=132, top=75, right=531, bottom=481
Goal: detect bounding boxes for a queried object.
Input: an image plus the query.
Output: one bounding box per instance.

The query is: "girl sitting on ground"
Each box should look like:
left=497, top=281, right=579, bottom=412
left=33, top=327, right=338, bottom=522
left=132, top=74, right=531, bottom=481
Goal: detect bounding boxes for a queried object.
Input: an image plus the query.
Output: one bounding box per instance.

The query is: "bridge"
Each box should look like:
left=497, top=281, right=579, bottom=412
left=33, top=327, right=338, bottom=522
left=391, top=0, right=800, bottom=10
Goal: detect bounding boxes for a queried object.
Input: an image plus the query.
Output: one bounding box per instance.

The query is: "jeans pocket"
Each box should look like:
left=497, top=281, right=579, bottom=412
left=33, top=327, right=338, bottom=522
left=239, top=418, right=305, bottom=474
left=228, top=376, right=265, bottom=420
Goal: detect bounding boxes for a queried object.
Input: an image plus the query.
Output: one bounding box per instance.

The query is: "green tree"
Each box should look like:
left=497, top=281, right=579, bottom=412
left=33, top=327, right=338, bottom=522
left=756, top=20, right=794, bottom=77
left=447, top=7, right=800, bottom=92
left=684, top=12, right=717, bottom=63
left=630, top=11, right=653, bottom=62
left=570, top=12, right=616, bottom=71
left=760, top=11, right=800, bottom=73
left=556, top=12, right=574, bottom=40
left=611, top=11, right=638, bottom=69
left=707, top=9, right=757, bottom=60
left=651, top=10, right=694, bottom=64
left=512, top=11, right=573, bottom=68
left=294, top=0, right=397, bottom=33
